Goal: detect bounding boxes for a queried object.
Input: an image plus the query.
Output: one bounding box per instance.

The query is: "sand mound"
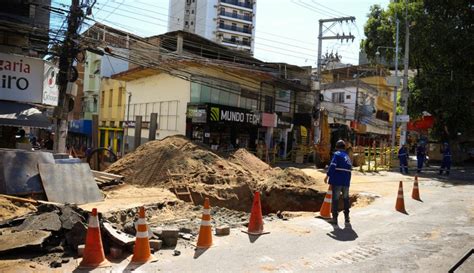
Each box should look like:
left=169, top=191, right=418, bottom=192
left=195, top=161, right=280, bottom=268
left=0, top=197, right=36, bottom=222
left=107, top=135, right=325, bottom=213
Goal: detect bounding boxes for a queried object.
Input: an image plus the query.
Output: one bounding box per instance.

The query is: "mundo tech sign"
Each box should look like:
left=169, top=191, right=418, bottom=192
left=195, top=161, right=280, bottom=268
left=0, top=53, right=59, bottom=106
left=208, top=104, right=259, bottom=125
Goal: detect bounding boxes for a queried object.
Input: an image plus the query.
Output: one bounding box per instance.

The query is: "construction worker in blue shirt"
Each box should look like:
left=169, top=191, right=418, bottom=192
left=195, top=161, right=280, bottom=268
left=416, top=143, right=426, bottom=173
left=398, top=144, right=409, bottom=174
left=324, top=140, right=352, bottom=225
left=439, top=142, right=452, bottom=176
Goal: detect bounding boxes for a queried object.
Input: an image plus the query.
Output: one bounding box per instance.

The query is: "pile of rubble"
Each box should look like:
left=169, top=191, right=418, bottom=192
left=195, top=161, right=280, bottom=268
left=107, top=136, right=327, bottom=213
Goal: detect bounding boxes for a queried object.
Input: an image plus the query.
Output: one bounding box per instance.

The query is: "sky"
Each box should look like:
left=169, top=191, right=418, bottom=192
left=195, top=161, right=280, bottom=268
left=51, top=0, right=390, bottom=67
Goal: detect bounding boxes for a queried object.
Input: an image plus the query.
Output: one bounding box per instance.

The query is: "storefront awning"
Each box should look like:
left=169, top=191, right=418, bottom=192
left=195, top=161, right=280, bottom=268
left=0, top=101, right=51, bottom=129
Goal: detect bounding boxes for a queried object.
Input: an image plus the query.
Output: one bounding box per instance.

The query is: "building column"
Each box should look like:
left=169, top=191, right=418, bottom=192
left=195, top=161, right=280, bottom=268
left=113, top=131, right=118, bottom=153
left=104, top=129, right=109, bottom=149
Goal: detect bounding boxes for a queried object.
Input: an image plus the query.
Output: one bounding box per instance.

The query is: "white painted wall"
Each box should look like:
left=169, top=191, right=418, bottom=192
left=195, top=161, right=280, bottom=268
left=125, top=73, right=190, bottom=148
left=322, top=87, right=357, bottom=120
left=168, top=0, right=186, bottom=32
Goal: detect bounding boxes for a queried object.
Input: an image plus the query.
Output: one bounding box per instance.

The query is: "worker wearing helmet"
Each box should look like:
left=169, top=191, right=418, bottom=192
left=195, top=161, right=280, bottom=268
left=324, top=140, right=352, bottom=225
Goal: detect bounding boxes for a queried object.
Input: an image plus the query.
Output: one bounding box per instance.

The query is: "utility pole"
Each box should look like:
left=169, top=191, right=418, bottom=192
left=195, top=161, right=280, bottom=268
left=391, top=19, right=400, bottom=157
left=400, top=0, right=410, bottom=145
left=53, top=0, right=83, bottom=153
left=315, top=16, right=355, bottom=144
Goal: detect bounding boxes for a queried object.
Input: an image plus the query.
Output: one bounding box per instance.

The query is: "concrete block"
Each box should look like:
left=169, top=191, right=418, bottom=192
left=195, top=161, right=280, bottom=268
left=163, top=237, right=178, bottom=247
left=161, top=229, right=179, bottom=239
left=149, top=239, right=162, bottom=251
left=109, top=247, right=123, bottom=259
left=77, top=244, right=85, bottom=257
left=216, top=226, right=230, bottom=236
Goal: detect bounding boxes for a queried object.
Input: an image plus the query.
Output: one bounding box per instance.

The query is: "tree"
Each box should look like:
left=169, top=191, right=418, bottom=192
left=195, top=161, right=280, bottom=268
left=361, top=0, right=474, bottom=141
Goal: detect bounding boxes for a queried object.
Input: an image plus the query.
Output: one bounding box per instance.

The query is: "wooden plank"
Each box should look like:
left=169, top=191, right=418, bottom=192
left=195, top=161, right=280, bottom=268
left=91, top=170, right=124, bottom=180
left=38, top=163, right=103, bottom=204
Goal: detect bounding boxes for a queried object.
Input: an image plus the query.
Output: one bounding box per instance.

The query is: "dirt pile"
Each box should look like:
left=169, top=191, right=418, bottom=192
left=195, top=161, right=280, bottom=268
left=0, top=197, right=36, bottom=222
left=107, top=135, right=325, bottom=213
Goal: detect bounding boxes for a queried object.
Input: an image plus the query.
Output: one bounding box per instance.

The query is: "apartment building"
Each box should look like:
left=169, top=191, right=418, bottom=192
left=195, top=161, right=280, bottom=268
left=168, top=0, right=256, bottom=54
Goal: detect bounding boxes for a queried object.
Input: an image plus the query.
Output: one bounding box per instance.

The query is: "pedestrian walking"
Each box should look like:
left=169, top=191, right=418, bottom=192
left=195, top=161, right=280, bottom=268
left=416, top=142, right=426, bottom=173
left=324, top=140, right=352, bottom=225
left=398, top=144, right=409, bottom=174
left=439, top=142, right=452, bottom=176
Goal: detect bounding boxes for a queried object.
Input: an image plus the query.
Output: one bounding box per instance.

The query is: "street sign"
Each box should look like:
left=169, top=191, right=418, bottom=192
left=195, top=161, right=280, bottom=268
left=396, top=115, right=410, bottom=122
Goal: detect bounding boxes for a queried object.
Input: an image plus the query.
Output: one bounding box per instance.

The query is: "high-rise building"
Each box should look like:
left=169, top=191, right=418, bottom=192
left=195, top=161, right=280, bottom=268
left=168, top=0, right=256, bottom=54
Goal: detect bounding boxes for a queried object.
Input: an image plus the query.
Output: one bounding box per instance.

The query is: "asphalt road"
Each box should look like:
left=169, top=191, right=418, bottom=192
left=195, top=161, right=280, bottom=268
left=71, top=171, right=473, bottom=273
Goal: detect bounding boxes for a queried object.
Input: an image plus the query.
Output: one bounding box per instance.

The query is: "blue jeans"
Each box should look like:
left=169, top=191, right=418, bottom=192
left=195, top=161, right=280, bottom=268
left=399, top=159, right=408, bottom=174
left=331, top=185, right=350, bottom=218
left=440, top=158, right=451, bottom=175
left=417, top=156, right=424, bottom=172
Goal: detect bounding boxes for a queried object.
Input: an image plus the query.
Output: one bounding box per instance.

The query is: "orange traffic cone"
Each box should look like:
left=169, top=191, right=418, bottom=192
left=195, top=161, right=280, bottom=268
left=131, top=207, right=154, bottom=263
left=243, top=191, right=269, bottom=235
left=319, top=185, right=332, bottom=219
left=412, top=176, right=421, bottom=201
left=395, top=181, right=407, bottom=213
left=196, top=198, right=213, bottom=248
left=79, top=208, right=110, bottom=268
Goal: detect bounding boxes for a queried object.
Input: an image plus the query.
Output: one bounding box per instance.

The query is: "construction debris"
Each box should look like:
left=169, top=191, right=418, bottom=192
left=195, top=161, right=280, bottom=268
left=0, top=230, right=51, bottom=253
left=92, top=170, right=124, bottom=189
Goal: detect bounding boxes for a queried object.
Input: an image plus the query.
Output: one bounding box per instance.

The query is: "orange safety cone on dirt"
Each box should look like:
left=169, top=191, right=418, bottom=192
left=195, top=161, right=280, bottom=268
left=319, top=185, right=332, bottom=219
left=395, top=181, right=407, bottom=213
left=243, top=191, right=269, bottom=235
left=196, top=198, right=213, bottom=248
left=131, top=207, right=154, bottom=263
left=79, top=208, right=110, bottom=268
left=412, top=176, right=421, bottom=201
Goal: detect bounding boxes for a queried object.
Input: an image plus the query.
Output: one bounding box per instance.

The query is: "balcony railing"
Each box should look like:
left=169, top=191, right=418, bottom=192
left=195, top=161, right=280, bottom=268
left=222, top=38, right=251, bottom=46
left=221, top=0, right=253, bottom=9
left=219, top=23, right=252, bottom=34
left=219, top=11, right=252, bottom=21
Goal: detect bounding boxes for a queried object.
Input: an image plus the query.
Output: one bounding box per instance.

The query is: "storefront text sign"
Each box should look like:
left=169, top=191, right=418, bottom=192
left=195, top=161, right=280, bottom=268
left=0, top=53, right=59, bottom=106
left=209, top=104, right=259, bottom=125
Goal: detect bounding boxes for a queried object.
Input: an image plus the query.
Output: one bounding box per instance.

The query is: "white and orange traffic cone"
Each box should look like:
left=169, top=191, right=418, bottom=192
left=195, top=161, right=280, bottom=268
left=196, top=198, right=213, bottom=248
left=412, top=176, right=421, bottom=201
left=319, top=185, right=332, bottom=219
left=131, top=207, right=154, bottom=263
left=395, top=181, right=407, bottom=213
left=79, top=208, right=110, bottom=268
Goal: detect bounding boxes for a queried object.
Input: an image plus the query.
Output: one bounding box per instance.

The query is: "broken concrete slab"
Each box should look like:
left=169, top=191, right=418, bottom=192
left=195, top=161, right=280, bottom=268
left=0, top=230, right=51, bottom=253
left=65, top=221, right=87, bottom=251
left=14, top=212, right=61, bottom=232
left=59, top=205, right=85, bottom=230
left=103, top=222, right=135, bottom=246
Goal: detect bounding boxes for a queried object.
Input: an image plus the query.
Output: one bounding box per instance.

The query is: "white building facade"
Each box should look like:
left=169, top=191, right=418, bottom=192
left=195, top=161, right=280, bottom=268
left=168, top=0, right=256, bottom=54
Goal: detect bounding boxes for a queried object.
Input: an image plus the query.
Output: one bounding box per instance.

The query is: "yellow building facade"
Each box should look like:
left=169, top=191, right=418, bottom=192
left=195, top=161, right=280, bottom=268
left=98, top=77, right=126, bottom=156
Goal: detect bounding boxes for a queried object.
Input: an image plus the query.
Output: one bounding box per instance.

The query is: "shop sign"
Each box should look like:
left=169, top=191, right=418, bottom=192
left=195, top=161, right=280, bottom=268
left=275, top=90, right=291, bottom=113
left=187, top=106, right=207, bottom=123
left=261, top=113, right=276, bottom=127
left=277, top=115, right=292, bottom=129
left=209, top=104, right=259, bottom=125
left=0, top=53, right=59, bottom=106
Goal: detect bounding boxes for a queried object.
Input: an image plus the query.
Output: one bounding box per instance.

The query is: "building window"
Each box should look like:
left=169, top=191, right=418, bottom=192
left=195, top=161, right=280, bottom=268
left=346, top=94, right=351, bottom=99
left=117, top=87, right=123, bottom=106
left=109, top=89, right=113, bottom=107
left=110, top=121, right=115, bottom=127
left=185, top=21, right=189, bottom=26
left=332, top=92, right=345, bottom=103
left=220, top=7, right=225, bottom=14
left=231, top=23, right=237, bottom=31
left=219, top=20, right=224, bottom=28
left=186, top=9, right=189, bottom=14
left=191, top=9, right=194, bottom=14
left=232, top=10, right=237, bottom=17
left=242, top=37, right=249, bottom=46
left=231, top=36, right=237, bottom=42
left=243, top=24, right=250, bottom=33
left=101, top=91, right=105, bottom=107
left=191, top=21, right=194, bottom=25
left=264, top=95, right=274, bottom=113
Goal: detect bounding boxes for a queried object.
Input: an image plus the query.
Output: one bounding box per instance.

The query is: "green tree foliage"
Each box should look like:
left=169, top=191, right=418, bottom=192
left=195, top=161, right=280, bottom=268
left=361, top=0, right=474, bottom=141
